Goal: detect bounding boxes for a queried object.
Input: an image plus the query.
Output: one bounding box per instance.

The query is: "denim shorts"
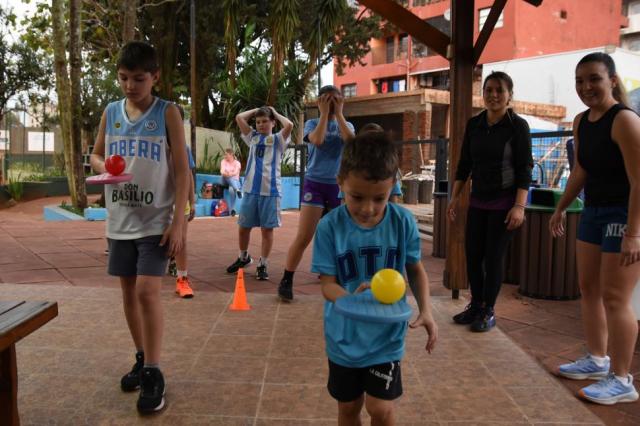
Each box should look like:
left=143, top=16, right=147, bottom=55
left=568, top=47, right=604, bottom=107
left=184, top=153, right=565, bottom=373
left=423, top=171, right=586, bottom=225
left=108, top=235, right=168, bottom=276
left=577, top=205, right=628, bottom=253
left=237, top=193, right=281, bottom=229
left=301, top=179, right=340, bottom=209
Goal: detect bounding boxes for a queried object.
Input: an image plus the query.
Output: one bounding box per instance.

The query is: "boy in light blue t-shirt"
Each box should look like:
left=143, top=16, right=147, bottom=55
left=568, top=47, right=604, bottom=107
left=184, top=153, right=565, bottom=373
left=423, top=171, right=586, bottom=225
left=312, top=131, right=438, bottom=425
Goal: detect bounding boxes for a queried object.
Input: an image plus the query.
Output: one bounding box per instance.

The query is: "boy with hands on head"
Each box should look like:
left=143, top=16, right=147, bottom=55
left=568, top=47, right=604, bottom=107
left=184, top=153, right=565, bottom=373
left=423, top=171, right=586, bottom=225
left=226, top=106, right=293, bottom=280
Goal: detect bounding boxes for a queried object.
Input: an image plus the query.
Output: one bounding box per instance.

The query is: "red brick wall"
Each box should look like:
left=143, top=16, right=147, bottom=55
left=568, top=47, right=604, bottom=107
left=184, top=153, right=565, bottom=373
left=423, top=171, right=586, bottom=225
left=401, top=110, right=417, bottom=174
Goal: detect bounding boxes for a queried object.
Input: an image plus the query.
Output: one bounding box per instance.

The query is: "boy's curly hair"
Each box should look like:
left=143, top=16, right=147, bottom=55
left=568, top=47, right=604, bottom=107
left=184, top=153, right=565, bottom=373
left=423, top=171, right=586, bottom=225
left=338, top=131, right=398, bottom=182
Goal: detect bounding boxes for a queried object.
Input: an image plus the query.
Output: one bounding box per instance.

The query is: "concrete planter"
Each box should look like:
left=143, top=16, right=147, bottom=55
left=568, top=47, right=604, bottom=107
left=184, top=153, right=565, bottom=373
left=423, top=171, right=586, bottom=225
left=22, top=177, right=103, bottom=201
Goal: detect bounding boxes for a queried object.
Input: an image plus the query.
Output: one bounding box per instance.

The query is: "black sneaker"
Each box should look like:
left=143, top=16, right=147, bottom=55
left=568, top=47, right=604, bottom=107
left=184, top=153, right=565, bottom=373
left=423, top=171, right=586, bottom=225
left=120, top=352, right=144, bottom=392
left=137, top=367, right=166, bottom=414
left=278, top=276, right=293, bottom=302
left=231, top=209, right=236, bottom=217
left=470, top=307, right=496, bottom=332
left=256, top=264, right=269, bottom=280
left=226, top=256, right=252, bottom=274
left=453, top=302, right=483, bottom=325
left=237, top=191, right=243, bottom=199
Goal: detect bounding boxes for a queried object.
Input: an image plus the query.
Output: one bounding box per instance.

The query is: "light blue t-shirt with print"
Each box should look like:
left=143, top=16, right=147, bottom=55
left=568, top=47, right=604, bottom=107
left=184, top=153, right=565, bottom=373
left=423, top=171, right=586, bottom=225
left=304, top=118, right=354, bottom=184
left=311, top=203, right=421, bottom=368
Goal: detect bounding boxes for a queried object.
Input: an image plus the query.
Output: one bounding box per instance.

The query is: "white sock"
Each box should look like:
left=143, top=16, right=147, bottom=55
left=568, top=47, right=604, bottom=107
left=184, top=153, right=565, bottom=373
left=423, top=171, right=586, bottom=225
left=239, top=250, right=249, bottom=260
left=259, top=257, right=268, bottom=267
left=590, top=354, right=609, bottom=367
left=177, top=270, right=187, bottom=278
left=615, top=374, right=631, bottom=385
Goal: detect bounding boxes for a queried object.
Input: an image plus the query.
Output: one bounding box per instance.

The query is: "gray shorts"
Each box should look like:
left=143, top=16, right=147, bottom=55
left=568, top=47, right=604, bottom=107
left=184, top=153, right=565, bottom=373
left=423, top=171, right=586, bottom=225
left=107, top=235, right=168, bottom=277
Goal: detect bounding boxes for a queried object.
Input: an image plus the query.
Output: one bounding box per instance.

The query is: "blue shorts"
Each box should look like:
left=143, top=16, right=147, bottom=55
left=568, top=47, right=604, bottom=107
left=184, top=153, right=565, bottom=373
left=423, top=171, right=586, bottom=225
left=238, top=193, right=281, bottom=229
left=301, top=179, right=340, bottom=209
left=577, top=205, right=628, bottom=253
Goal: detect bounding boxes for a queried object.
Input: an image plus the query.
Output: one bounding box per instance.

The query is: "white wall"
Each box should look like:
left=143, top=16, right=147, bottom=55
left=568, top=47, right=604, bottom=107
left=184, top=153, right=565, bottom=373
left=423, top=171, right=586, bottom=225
left=483, top=47, right=640, bottom=121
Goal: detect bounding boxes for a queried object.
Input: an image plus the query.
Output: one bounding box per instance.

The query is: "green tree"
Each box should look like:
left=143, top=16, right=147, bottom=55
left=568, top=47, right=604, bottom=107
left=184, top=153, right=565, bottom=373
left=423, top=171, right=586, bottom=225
left=0, top=5, right=49, bottom=125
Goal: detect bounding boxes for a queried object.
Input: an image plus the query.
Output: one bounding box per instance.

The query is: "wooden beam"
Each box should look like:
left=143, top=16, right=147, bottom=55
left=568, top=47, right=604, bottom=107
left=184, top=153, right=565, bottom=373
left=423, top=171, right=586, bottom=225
left=359, top=0, right=450, bottom=59
left=445, top=0, right=475, bottom=296
left=474, top=0, right=508, bottom=64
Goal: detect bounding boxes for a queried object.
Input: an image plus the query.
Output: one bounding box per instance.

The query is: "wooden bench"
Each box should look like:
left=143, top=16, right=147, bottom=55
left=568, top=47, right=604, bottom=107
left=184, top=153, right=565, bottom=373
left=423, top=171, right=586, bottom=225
left=0, top=301, right=58, bottom=426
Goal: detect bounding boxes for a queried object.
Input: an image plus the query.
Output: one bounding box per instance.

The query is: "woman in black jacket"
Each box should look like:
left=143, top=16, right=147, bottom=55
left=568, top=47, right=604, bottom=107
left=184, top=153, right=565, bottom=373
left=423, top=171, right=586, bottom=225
left=448, top=71, right=533, bottom=332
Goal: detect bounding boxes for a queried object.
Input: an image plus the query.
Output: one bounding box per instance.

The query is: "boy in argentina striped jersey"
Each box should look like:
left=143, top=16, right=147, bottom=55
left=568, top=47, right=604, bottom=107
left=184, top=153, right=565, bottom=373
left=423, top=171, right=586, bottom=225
left=226, top=106, right=294, bottom=281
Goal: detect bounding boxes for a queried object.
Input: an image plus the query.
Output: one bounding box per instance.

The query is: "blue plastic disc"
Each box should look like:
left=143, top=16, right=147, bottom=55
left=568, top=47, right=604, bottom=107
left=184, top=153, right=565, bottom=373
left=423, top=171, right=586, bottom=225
left=334, top=290, right=413, bottom=324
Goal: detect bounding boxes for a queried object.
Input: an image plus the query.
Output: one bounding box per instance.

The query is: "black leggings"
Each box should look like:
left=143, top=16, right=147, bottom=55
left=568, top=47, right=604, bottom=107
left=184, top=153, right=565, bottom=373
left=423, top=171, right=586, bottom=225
left=465, top=206, right=513, bottom=308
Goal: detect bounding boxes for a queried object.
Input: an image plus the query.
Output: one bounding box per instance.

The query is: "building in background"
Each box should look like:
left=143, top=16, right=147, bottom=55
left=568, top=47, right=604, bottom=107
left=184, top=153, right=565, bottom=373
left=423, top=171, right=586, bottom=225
left=324, top=0, right=636, bottom=173
left=621, top=0, right=640, bottom=52
left=335, top=0, right=624, bottom=98
left=483, top=46, right=640, bottom=122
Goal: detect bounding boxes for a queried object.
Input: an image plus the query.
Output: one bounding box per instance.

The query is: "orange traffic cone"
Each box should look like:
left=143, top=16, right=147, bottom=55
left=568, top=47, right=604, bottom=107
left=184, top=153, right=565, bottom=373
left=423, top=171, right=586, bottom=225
left=230, top=268, right=251, bottom=311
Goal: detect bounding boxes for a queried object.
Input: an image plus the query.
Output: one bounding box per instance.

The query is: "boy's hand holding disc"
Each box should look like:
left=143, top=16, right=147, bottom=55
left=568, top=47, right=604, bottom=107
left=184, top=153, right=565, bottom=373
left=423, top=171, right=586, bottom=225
left=334, top=269, right=412, bottom=323
left=87, top=154, right=133, bottom=184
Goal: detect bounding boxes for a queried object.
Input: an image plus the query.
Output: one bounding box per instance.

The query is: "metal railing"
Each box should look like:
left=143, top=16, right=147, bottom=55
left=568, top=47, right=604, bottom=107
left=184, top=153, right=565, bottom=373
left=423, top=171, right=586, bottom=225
left=529, top=130, right=573, bottom=189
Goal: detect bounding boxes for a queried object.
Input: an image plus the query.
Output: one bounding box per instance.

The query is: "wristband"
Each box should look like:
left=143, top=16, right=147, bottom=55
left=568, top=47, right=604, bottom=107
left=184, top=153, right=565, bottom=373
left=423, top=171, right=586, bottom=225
left=625, top=233, right=640, bottom=238
left=514, top=203, right=526, bottom=209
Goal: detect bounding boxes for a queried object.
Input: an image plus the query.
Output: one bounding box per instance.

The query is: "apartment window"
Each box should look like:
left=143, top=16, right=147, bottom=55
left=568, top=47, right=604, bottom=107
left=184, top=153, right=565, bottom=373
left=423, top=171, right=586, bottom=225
left=427, top=15, right=451, bottom=37
left=626, top=34, right=640, bottom=52
left=398, top=34, right=409, bottom=59
left=417, top=71, right=450, bottom=90
left=376, top=77, right=407, bottom=94
left=479, top=7, right=504, bottom=29
left=630, top=0, right=640, bottom=15
left=386, top=36, right=395, bottom=63
left=412, top=37, right=429, bottom=57
left=342, top=84, right=357, bottom=98
left=421, top=16, right=451, bottom=57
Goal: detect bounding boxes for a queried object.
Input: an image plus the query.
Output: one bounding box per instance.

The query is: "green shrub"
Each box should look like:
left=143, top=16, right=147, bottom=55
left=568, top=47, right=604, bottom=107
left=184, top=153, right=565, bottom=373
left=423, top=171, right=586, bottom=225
left=196, top=140, right=223, bottom=174
left=7, top=174, right=24, bottom=201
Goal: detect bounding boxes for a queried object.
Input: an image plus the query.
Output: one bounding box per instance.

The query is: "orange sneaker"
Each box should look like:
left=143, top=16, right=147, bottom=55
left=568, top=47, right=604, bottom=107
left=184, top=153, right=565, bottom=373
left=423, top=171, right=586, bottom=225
left=175, top=277, right=194, bottom=298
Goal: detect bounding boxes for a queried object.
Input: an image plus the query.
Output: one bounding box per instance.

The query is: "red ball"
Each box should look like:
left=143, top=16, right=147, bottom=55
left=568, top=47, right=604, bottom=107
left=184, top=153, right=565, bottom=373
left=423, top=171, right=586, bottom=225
left=105, top=154, right=126, bottom=176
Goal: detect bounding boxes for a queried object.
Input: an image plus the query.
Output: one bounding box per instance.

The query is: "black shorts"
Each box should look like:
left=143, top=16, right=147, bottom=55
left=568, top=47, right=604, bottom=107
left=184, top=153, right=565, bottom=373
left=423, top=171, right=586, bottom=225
left=107, top=235, right=168, bottom=277
left=327, top=359, right=402, bottom=402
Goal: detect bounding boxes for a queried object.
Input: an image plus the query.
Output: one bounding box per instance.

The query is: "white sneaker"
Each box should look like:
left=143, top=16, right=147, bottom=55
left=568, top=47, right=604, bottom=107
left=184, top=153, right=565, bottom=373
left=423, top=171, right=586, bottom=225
left=557, top=354, right=610, bottom=380
left=578, top=373, right=639, bottom=405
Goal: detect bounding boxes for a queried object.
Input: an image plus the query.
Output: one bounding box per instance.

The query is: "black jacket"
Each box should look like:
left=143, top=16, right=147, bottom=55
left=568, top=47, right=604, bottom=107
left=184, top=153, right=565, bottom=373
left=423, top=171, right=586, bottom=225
left=455, top=109, right=533, bottom=200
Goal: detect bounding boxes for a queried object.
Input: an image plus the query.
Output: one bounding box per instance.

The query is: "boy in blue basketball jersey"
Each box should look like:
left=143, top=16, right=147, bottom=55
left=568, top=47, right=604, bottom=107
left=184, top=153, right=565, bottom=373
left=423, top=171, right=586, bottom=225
left=312, top=131, right=438, bottom=425
left=226, top=106, right=293, bottom=280
left=90, top=41, right=189, bottom=414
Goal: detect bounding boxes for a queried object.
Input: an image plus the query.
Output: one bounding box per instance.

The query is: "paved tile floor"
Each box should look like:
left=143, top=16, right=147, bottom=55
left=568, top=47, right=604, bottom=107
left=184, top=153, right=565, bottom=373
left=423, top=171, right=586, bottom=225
left=7, top=284, right=600, bottom=425
left=0, top=196, right=635, bottom=424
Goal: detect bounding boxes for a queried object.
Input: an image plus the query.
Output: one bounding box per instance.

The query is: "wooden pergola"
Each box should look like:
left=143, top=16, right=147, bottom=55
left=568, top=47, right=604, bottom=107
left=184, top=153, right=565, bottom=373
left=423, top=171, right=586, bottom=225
left=358, top=0, right=544, bottom=297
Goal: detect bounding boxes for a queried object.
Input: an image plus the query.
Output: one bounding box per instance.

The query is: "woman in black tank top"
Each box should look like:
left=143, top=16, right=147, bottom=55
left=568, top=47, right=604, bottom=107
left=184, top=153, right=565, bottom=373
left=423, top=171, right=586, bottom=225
left=549, top=53, right=640, bottom=405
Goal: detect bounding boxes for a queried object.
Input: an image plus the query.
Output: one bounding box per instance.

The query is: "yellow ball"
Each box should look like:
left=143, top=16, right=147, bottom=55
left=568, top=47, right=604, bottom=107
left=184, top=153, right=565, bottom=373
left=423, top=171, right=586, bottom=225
left=371, top=269, right=406, bottom=304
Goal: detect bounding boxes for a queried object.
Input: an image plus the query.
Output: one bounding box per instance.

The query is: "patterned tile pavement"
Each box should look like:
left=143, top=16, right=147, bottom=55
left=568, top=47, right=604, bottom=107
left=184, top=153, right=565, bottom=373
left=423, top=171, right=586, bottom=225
left=0, top=196, right=634, bottom=424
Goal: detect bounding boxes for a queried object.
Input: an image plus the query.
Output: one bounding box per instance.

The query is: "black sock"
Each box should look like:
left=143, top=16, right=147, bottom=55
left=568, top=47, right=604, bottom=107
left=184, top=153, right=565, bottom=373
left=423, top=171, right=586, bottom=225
left=283, top=269, right=295, bottom=281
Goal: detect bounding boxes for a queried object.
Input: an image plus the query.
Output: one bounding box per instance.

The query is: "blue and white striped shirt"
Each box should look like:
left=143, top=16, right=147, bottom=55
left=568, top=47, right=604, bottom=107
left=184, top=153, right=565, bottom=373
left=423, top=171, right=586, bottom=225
left=240, top=129, right=289, bottom=197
